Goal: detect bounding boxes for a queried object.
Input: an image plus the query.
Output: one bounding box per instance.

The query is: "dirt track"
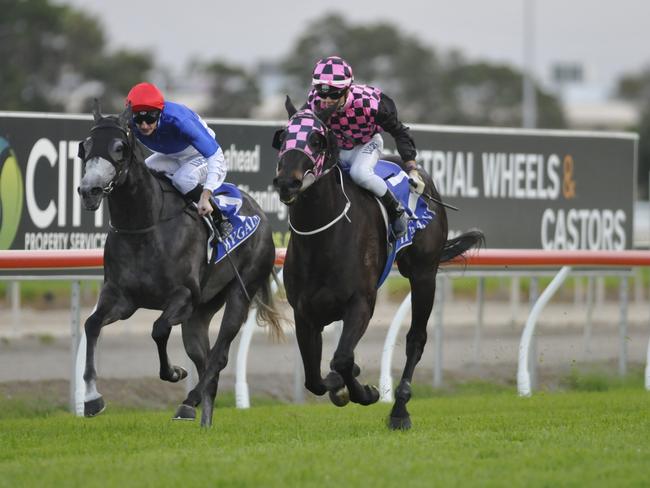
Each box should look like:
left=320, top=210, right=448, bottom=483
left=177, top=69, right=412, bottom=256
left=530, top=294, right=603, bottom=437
left=1, top=298, right=648, bottom=409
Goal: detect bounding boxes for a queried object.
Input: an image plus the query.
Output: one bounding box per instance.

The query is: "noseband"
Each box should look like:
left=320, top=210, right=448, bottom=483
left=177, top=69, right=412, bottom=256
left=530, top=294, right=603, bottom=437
left=278, top=111, right=352, bottom=235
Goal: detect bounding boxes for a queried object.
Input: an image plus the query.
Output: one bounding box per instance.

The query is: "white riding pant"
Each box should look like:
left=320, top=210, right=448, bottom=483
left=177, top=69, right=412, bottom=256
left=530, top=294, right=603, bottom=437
left=144, top=147, right=226, bottom=195
left=339, top=133, right=388, bottom=197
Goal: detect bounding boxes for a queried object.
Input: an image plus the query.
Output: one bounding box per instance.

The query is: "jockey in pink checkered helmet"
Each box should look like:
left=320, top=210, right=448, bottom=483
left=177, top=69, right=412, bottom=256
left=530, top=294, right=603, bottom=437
left=312, top=56, right=354, bottom=89
left=306, top=55, right=426, bottom=240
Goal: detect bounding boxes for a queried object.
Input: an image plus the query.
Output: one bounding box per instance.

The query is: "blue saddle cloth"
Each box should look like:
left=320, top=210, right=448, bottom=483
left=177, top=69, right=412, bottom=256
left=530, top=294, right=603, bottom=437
left=209, top=183, right=261, bottom=264
left=342, top=160, right=436, bottom=288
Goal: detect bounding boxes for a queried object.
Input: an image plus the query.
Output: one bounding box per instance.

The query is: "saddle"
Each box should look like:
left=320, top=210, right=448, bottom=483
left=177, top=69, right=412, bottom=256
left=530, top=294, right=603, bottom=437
left=199, top=184, right=262, bottom=264
left=365, top=160, right=437, bottom=287
left=149, top=172, right=256, bottom=263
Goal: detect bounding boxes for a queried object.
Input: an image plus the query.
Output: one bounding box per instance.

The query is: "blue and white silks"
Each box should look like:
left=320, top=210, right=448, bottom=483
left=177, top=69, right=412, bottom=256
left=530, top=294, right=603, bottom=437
left=206, top=183, right=261, bottom=264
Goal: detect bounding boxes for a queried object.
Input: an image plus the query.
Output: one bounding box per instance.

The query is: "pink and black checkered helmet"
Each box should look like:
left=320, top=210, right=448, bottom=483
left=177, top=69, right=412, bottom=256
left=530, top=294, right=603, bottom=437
left=312, top=56, right=354, bottom=89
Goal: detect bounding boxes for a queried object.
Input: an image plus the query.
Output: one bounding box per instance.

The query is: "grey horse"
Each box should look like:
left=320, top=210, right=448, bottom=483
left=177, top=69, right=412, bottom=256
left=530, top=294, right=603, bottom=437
left=77, top=102, right=282, bottom=427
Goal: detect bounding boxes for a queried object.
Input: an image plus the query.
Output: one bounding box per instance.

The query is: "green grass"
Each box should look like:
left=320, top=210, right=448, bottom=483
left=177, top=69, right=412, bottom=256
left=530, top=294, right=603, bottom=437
left=1, top=386, right=649, bottom=487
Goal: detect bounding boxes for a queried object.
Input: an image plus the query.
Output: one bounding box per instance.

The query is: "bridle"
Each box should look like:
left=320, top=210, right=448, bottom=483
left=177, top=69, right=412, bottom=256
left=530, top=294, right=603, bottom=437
left=83, top=121, right=134, bottom=195
left=278, top=111, right=352, bottom=235
left=278, top=110, right=336, bottom=181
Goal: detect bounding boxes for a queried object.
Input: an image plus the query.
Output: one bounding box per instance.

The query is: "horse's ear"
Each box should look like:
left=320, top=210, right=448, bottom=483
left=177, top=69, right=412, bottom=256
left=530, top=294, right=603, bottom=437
left=118, top=103, right=132, bottom=128
left=285, top=95, right=297, bottom=118
left=77, top=141, right=86, bottom=160
left=316, top=104, right=336, bottom=124
left=272, top=128, right=286, bottom=150
left=92, top=98, right=102, bottom=122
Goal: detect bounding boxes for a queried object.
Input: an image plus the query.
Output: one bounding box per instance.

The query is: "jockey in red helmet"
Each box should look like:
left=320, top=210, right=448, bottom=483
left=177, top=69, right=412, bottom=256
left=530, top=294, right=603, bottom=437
left=125, top=82, right=232, bottom=237
left=306, top=56, right=425, bottom=240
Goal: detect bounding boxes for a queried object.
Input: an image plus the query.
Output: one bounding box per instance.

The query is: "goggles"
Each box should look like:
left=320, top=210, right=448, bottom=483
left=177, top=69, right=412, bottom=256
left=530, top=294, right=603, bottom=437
left=132, top=110, right=160, bottom=125
left=315, top=85, right=346, bottom=100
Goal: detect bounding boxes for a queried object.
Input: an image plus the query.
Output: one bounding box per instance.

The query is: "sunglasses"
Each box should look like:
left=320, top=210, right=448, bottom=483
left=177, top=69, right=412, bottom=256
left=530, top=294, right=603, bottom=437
left=316, top=86, right=346, bottom=100
left=133, top=110, right=160, bottom=125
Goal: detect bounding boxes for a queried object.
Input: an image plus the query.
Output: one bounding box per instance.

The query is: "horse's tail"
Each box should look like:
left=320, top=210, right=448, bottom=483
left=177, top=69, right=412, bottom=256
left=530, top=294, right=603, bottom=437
left=440, top=229, right=485, bottom=263
left=254, top=269, right=285, bottom=341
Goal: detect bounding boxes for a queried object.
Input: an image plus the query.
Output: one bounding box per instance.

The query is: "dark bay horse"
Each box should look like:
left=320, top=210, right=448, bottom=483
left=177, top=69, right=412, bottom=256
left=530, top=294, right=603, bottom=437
left=273, top=99, right=484, bottom=429
left=77, top=102, right=282, bottom=427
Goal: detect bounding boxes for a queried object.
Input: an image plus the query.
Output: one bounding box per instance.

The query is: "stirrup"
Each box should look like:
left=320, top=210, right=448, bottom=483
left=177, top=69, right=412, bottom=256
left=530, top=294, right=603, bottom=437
left=218, top=219, right=233, bottom=238
left=208, top=195, right=232, bottom=240
left=390, top=213, right=408, bottom=240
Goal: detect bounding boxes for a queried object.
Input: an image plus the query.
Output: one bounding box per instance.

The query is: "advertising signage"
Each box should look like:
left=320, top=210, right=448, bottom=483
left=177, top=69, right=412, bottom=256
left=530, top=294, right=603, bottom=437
left=396, top=126, right=637, bottom=251
left=0, top=112, right=638, bottom=256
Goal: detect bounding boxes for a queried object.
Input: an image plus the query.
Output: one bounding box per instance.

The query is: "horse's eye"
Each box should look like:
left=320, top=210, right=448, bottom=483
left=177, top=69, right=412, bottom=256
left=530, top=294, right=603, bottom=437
left=109, top=139, right=125, bottom=161
left=307, top=132, right=323, bottom=152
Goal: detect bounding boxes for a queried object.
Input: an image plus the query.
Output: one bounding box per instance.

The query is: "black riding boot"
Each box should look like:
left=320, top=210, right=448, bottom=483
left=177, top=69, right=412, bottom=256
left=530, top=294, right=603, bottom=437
left=185, top=185, right=233, bottom=240
left=379, top=190, right=409, bottom=240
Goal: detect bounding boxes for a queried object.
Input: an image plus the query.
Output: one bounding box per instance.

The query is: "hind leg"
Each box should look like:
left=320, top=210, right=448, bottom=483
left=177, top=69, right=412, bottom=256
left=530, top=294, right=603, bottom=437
left=199, top=286, right=253, bottom=427
left=84, top=283, right=135, bottom=416
left=152, top=286, right=195, bottom=382
left=389, top=271, right=436, bottom=430
left=172, top=304, right=218, bottom=420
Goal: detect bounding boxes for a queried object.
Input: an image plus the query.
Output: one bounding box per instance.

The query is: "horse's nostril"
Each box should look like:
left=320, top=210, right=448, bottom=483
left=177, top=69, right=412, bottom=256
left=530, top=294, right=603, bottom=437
left=289, top=179, right=302, bottom=190
left=272, top=177, right=279, bottom=189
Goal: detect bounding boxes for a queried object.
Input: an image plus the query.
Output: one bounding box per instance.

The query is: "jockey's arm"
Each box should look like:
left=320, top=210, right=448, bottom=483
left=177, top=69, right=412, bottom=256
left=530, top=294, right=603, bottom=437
left=180, top=116, right=227, bottom=214
left=203, top=148, right=227, bottom=193
left=375, top=94, right=424, bottom=193
left=180, top=116, right=227, bottom=191
left=375, top=94, right=417, bottom=171
left=197, top=148, right=227, bottom=214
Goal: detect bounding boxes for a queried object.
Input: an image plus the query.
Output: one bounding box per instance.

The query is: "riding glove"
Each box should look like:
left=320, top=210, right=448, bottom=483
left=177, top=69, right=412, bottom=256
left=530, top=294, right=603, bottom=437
left=408, top=169, right=425, bottom=195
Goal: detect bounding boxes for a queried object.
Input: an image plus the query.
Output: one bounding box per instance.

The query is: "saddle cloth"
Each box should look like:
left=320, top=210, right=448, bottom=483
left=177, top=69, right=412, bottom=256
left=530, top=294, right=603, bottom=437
left=341, top=160, right=436, bottom=288
left=201, top=183, right=261, bottom=264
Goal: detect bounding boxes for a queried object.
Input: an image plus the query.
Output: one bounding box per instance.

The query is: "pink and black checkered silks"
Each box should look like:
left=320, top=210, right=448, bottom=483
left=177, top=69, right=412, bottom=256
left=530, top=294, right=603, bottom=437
left=312, top=56, right=354, bottom=87
left=308, top=84, right=383, bottom=150
left=279, top=110, right=328, bottom=176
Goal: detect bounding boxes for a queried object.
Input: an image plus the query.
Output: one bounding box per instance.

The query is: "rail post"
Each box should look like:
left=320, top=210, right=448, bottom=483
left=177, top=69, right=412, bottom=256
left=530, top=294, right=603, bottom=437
left=517, top=266, right=571, bottom=396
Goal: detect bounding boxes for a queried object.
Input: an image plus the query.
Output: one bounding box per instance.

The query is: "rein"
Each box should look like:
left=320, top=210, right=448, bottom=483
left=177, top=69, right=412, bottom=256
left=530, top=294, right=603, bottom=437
left=288, top=166, right=352, bottom=236
left=108, top=179, right=193, bottom=234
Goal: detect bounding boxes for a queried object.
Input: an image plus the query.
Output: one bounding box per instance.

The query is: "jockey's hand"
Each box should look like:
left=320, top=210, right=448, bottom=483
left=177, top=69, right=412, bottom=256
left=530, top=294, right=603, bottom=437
left=408, top=169, right=425, bottom=195
left=198, top=191, right=213, bottom=216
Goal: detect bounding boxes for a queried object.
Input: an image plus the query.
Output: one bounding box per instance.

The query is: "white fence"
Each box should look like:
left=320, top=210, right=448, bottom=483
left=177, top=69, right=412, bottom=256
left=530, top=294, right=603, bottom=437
left=2, top=249, right=650, bottom=414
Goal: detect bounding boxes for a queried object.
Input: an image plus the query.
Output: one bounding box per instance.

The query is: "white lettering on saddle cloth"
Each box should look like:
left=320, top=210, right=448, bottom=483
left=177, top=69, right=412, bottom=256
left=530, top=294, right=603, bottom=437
left=214, top=214, right=261, bottom=264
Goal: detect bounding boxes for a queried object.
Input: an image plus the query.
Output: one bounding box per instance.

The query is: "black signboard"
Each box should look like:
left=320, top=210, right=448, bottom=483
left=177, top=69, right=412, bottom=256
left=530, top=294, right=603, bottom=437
left=0, top=113, right=637, bottom=261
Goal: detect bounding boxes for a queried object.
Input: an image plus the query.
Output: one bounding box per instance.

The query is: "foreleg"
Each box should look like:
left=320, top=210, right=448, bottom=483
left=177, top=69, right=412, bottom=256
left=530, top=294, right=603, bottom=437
left=84, top=283, right=136, bottom=416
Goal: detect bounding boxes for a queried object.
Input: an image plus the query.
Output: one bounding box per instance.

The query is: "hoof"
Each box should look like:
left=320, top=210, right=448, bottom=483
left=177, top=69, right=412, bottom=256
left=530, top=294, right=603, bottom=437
left=84, top=396, right=106, bottom=417
left=172, top=404, right=196, bottom=421
left=172, top=366, right=188, bottom=382
left=388, top=415, right=412, bottom=430
left=163, top=366, right=188, bottom=383
left=328, top=387, right=350, bottom=407
left=360, top=385, right=380, bottom=406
